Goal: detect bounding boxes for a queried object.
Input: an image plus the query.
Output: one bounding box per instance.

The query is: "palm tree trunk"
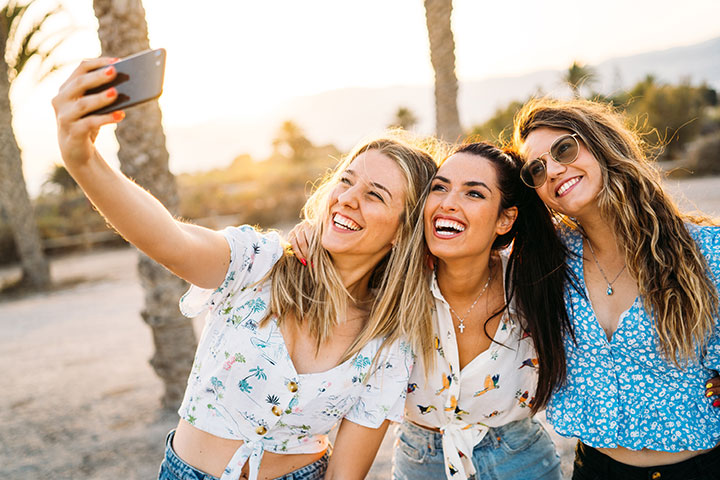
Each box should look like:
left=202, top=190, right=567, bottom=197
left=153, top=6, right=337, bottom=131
left=424, top=0, right=462, bottom=141
left=93, top=0, right=196, bottom=409
left=0, top=16, right=50, bottom=289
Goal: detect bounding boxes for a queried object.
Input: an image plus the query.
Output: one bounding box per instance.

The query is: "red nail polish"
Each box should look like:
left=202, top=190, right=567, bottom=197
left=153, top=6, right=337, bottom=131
left=111, top=57, right=120, bottom=63
left=112, top=110, right=125, bottom=121
left=713, top=399, right=720, bottom=407
left=106, top=87, right=116, bottom=98
left=310, top=261, right=314, bottom=268
left=105, top=66, right=115, bottom=76
left=300, top=258, right=307, bottom=266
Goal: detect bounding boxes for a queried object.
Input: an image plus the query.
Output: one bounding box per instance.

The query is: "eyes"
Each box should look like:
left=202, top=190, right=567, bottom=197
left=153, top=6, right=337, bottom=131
left=339, top=176, right=385, bottom=202
left=429, top=182, right=486, bottom=199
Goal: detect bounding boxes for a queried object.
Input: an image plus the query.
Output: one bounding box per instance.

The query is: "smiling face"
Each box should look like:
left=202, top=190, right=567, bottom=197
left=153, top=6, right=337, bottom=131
left=522, top=127, right=604, bottom=220
left=423, top=152, right=517, bottom=262
left=321, top=149, right=407, bottom=261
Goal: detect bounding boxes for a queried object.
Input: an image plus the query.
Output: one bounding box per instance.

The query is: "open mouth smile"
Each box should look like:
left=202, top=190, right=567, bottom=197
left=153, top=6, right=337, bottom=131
left=555, top=176, right=581, bottom=197
left=433, top=217, right=466, bottom=238
left=332, top=213, right=362, bottom=231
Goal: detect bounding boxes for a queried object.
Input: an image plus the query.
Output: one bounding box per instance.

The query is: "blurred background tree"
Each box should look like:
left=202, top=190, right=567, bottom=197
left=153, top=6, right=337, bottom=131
left=272, top=120, right=313, bottom=163
left=563, top=60, right=597, bottom=98
left=0, top=0, right=71, bottom=289
left=424, top=0, right=462, bottom=141
left=93, top=0, right=196, bottom=410
left=388, top=106, right=419, bottom=130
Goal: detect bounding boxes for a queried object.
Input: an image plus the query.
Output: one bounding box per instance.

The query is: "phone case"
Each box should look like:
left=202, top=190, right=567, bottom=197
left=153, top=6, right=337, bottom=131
left=84, top=48, right=166, bottom=116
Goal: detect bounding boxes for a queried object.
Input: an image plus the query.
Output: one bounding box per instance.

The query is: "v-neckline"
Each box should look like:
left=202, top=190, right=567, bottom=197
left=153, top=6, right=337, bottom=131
left=578, top=237, right=639, bottom=343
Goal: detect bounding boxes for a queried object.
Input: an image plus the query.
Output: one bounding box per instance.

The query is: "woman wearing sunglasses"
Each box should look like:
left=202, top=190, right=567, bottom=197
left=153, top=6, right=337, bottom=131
left=513, top=98, right=720, bottom=480
left=52, top=58, right=438, bottom=480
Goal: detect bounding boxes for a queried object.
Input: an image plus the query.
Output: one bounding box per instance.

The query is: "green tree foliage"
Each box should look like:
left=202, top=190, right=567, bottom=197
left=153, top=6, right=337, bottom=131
left=388, top=106, right=419, bottom=130
left=564, top=61, right=597, bottom=98
left=272, top=120, right=313, bottom=163
left=610, top=77, right=713, bottom=158
left=468, top=100, right=525, bottom=144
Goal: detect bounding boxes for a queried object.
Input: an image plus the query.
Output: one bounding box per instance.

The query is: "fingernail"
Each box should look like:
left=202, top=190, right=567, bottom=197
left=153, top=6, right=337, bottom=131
left=300, top=258, right=307, bottom=266
left=106, top=87, right=116, bottom=98
left=714, top=399, right=720, bottom=407
left=707, top=383, right=713, bottom=389
left=310, top=261, right=314, bottom=268
left=105, top=66, right=115, bottom=76
left=707, top=390, right=713, bottom=397
left=113, top=110, right=125, bottom=121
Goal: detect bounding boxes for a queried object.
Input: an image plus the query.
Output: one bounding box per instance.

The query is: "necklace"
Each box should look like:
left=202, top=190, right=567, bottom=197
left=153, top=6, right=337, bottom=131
left=446, top=270, right=492, bottom=334
left=585, top=239, right=626, bottom=296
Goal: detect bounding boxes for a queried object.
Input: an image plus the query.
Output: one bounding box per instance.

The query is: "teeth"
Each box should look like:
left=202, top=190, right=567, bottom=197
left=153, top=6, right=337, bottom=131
left=434, top=218, right=465, bottom=236
left=557, top=177, right=580, bottom=196
left=333, top=213, right=361, bottom=231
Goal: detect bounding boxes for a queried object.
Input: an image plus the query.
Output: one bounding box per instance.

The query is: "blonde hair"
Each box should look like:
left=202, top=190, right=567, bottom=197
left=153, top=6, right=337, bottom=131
left=263, top=134, right=438, bottom=367
left=513, top=97, right=719, bottom=366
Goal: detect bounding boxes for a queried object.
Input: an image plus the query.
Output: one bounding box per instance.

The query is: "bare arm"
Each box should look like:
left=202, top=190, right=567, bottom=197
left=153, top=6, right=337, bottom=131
left=324, top=419, right=391, bottom=480
left=52, top=58, right=228, bottom=288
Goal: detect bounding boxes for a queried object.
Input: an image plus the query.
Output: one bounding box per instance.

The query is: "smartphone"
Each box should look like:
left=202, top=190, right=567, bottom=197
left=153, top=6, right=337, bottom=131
left=84, top=48, right=166, bottom=116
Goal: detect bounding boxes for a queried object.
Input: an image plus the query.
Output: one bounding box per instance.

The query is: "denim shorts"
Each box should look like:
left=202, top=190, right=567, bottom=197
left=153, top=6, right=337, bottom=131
left=572, top=442, right=720, bottom=480
left=392, top=417, right=562, bottom=480
left=158, top=430, right=329, bottom=480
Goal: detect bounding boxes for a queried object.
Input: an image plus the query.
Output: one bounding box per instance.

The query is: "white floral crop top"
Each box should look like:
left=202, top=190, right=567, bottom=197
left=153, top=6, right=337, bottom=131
left=178, top=226, right=412, bottom=480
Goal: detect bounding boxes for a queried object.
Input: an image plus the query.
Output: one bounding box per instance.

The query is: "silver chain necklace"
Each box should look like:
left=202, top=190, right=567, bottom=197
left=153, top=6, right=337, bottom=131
left=585, top=239, right=626, bottom=296
left=446, top=271, right=492, bottom=333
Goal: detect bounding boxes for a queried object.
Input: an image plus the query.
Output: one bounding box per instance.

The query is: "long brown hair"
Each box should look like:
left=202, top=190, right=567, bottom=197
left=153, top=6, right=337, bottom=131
left=513, top=97, right=719, bottom=366
left=263, top=135, right=438, bottom=366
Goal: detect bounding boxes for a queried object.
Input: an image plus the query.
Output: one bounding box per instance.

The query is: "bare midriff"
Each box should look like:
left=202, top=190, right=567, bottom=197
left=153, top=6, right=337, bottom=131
left=172, top=419, right=327, bottom=479
left=597, top=445, right=714, bottom=467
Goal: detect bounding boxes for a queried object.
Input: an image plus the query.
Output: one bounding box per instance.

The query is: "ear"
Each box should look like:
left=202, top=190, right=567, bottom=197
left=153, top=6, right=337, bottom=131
left=495, top=206, right=518, bottom=236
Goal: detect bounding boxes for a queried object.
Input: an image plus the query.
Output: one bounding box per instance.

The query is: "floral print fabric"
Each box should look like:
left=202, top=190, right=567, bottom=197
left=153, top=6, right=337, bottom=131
left=178, top=226, right=412, bottom=480
left=547, top=224, right=720, bottom=452
left=404, top=253, right=540, bottom=480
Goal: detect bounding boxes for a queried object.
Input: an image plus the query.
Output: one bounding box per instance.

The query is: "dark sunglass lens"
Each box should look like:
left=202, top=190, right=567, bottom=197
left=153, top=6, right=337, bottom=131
left=551, top=136, right=579, bottom=164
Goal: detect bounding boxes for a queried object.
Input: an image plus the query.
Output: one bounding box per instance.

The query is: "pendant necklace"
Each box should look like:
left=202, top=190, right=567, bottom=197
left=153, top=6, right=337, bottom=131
left=586, top=239, right=626, bottom=296
left=447, top=270, right=492, bottom=333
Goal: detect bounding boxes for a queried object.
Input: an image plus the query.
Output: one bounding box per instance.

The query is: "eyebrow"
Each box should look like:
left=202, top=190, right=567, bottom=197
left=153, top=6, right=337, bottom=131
left=434, top=175, right=491, bottom=193
left=345, top=169, right=393, bottom=199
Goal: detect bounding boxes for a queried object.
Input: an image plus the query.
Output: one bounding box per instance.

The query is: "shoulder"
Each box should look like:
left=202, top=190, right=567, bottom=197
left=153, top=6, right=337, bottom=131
left=686, top=224, right=720, bottom=251
left=555, top=221, right=582, bottom=253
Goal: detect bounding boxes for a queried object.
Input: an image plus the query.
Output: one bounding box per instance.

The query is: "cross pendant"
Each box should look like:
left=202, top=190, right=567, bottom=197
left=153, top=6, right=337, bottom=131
left=458, top=322, right=465, bottom=333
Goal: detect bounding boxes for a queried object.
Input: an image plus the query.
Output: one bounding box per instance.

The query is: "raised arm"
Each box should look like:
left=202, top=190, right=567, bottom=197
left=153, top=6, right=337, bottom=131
left=52, top=58, right=228, bottom=288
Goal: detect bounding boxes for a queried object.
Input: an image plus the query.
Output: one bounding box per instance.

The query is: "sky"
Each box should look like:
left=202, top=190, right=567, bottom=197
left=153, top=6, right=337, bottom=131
left=9, top=0, right=720, bottom=195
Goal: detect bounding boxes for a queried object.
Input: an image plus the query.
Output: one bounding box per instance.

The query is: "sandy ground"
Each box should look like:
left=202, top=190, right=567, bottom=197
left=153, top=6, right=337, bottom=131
left=1, top=175, right=719, bottom=480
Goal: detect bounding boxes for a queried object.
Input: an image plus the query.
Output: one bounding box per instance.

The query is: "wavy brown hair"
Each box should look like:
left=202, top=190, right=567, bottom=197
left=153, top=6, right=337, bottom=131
left=262, top=135, right=438, bottom=367
left=513, top=97, right=719, bottom=366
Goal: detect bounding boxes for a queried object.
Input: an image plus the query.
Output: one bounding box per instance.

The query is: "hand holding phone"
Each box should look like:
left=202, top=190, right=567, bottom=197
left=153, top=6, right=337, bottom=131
left=83, top=48, right=166, bottom=117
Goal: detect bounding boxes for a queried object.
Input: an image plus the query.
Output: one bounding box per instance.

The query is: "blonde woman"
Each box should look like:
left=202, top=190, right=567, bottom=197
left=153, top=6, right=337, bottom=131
left=513, top=98, right=720, bottom=480
left=52, top=58, right=436, bottom=480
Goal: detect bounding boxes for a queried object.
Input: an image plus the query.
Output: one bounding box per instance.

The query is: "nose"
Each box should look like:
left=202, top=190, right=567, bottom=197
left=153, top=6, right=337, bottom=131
left=336, top=183, right=360, bottom=208
left=543, top=154, right=568, bottom=182
left=439, top=190, right=459, bottom=211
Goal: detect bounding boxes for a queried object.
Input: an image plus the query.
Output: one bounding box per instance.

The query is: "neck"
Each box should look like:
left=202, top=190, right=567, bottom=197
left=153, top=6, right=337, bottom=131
left=436, top=252, right=494, bottom=302
left=330, top=249, right=390, bottom=302
left=578, top=215, right=622, bottom=259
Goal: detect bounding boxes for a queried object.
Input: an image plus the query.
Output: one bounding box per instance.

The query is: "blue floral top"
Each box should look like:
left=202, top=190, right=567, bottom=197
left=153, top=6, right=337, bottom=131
left=546, top=224, right=720, bottom=452
left=178, top=226, right=412, bottom=480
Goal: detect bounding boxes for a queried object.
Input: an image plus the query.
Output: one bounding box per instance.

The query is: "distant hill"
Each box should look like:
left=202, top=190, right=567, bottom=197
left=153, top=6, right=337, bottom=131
left=142, top=36, right=720, bottom=175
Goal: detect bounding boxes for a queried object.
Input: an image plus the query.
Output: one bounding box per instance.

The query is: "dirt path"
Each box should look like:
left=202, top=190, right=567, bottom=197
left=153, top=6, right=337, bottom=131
left=2, top=175, right=719, bottom=479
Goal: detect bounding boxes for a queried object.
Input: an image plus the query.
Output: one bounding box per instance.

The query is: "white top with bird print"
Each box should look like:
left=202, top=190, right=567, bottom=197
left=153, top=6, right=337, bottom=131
left=178, top=226, right=413, bottom=480
left=404, top=253, right=538, bottom=480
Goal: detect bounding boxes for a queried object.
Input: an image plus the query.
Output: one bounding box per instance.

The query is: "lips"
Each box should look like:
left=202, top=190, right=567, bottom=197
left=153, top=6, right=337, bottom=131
left=332, top=212, right=362, bottom=231
left=433, top=216, right=466, bottom=238
left=555, top=176, right=581, bottom=197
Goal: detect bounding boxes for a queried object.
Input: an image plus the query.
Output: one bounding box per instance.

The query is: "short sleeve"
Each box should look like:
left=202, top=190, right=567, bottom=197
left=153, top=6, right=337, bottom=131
left=344, top=339, right=414, bottom=428
left=179, top=225, right=284, bottom=317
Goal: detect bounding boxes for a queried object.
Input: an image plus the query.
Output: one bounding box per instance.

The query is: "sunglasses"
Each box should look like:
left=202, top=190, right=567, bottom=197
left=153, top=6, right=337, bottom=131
left=520, top=133, right=580, bottom=188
